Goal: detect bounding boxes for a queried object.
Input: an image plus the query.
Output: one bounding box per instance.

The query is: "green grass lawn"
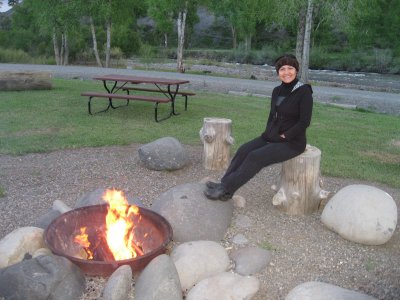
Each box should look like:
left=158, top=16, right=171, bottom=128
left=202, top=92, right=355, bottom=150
left=0, top=78, right=399, bottom=188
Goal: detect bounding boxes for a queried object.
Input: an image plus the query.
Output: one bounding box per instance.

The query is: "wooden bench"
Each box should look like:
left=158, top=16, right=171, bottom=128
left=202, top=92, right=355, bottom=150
left=81, top=92, right=173, bottom=122
left=121, top=86, right=195, bottom=111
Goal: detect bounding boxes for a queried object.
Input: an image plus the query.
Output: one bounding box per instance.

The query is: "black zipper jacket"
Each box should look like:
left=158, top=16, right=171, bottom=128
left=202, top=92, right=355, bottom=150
left=261, top=80, right=313, bottom=152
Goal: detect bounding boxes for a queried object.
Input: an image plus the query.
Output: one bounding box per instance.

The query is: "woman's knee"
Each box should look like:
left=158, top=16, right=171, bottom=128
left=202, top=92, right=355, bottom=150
left=244, top=151, right=263, bottom=165
left=237, top=137, right=265, bottom=155
left=234, top=144, right=253, bottom=161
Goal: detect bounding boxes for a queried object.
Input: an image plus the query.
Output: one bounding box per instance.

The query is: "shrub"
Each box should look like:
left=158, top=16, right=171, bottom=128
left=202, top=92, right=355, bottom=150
left=372, top=48, right=393, bottom=73
left=0, top=47, right=54, bottom=64
left=139, top=44, right=156, bottom=67
left=310, top=47, right=331, bottom=69
left=0, top=47, right=31, bottom=63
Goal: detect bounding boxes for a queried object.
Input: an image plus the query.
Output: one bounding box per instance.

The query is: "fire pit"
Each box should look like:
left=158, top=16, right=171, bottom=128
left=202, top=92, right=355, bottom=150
left=44, top=199, right=172, bottom=276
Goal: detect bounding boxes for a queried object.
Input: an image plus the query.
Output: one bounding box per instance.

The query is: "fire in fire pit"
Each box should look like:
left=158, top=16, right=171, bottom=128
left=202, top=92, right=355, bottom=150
left=44, top=189, right=173, bottom=276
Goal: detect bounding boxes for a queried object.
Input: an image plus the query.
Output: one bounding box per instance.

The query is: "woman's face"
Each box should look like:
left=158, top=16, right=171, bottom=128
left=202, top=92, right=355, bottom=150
left=278, top=65, right=297, bottom=83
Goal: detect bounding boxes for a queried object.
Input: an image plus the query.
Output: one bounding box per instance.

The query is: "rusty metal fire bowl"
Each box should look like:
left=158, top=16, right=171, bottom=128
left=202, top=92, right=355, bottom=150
left=44, top=204, right=173, bottom=276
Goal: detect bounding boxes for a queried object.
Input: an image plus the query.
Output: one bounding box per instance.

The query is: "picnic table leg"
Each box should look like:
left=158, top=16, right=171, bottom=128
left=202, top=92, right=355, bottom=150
left=154, top=102, right=173, bottom=122
left=102, top=80, right=117, bottom=94
left=167, top=84, right=180, bottom=116
left=88, top=96, right=112, bottom=115
left=102, top=80, right=127, bottom=109
left=184, top=95, right=188, bottom=111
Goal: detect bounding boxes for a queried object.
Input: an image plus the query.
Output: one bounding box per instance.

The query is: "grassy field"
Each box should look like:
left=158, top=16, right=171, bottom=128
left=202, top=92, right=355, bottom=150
left=0, top=78, right=399, bottom=188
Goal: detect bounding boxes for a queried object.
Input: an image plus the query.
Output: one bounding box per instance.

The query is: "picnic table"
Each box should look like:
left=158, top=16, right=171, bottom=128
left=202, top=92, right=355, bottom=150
left=81, top=74, right=195, bottom=122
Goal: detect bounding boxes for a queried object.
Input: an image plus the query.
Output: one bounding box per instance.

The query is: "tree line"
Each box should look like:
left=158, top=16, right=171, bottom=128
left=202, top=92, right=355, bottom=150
left=0, top=0, right=399, bottom=80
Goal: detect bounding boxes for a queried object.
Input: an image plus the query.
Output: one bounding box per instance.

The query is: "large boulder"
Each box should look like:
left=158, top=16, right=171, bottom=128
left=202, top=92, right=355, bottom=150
left=75, top=188, right=143, bottom=208
left=138, top=137, right=188, bottom=171
left=285, top=281, right=377, bottom=300
left=135, top=254, right=182, bottom=300
left=186, top=272, right=260, bottom=300
left=0, top=254, right=85, bottom=300
left=321, top=184, right=397, bottom=245
left=35, top=209, right=62, bottom=230
left=171, top=240, right=230, bottom=292
left=102, top=265, right=133, bottom=300
left=0, top=226, right=45, bottom=268
left=151, top=183, right=234, bottom=242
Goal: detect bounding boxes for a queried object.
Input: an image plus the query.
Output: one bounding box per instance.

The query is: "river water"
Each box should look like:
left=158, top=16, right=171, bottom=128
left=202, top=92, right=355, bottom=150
left=309, top=69, right=400, bottom=92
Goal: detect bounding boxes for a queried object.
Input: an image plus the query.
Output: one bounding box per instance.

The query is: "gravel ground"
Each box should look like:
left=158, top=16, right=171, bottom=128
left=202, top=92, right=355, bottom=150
left=0, top=144, right=399, bottom=299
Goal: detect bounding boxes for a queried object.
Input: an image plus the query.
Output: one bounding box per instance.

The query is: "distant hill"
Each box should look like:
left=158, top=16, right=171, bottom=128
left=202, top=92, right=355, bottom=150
left=0, top=6, right=13, bottom=18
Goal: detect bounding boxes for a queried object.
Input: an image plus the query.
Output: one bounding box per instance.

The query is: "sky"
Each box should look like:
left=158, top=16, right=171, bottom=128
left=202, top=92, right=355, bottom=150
left=0, top=3, right=11, bottom=12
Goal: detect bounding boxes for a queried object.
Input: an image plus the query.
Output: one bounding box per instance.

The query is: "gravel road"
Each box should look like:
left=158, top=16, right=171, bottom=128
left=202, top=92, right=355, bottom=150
left=1, top=63, right=399, bottom=115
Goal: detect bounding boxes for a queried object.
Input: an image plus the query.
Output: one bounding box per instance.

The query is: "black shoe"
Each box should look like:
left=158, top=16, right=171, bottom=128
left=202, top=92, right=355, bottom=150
left=204, top=185, right=232, bottom=201
left=206, top=181, right=220, bottom=189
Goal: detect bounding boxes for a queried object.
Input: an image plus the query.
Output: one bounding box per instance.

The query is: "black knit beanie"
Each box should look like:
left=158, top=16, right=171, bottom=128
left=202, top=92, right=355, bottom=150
left=274, top=54, right=299, bottom=73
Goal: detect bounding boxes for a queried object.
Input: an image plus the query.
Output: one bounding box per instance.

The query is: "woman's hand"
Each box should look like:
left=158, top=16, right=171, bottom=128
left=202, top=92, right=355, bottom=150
left=280, top=133, right=286, bottom=139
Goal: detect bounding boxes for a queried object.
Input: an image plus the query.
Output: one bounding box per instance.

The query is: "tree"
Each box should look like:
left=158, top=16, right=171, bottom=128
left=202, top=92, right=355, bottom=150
left=147, top=0, right=205, bottom=73
left=75, top=0, right=106, bottom=67
left=147, top=0, right=174, bottom=48
left=346, top=0, right=400, bottom=54
left=237, top=0, right=273, bottom=51
left=268, top=0, right=321, bottom=82
left=0, top=3, right=44, bottom=54
left=299, top=0, right=313, bottom=83
left=175, top=1, right=188, bottom=72
left=23, top=0, right=77, bottom=65
left=211, top=0, right=273, bottom=50
left=8, top=0, right=21, bottom=6
left=210, top=0, right=241, bottom=49
left=77, top=0, right=144, bottom=68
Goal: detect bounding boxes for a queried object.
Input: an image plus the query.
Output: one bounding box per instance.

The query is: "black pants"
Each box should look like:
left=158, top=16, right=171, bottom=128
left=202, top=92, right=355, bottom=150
left=221, top=136, right=302, bottom=194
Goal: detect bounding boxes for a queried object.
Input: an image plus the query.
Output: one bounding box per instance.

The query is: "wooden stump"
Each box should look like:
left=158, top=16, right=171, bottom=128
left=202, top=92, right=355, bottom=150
left=271, top=145, right=330, bottom=215
left=0, top=72, right=52, bottom=91
left=199, top=117, right=234, bottom=170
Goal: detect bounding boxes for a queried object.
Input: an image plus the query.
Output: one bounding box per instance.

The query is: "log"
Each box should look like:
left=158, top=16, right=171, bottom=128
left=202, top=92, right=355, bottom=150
left=0, top=72, right=52, bottom=91
left=271, top=145, right=330, bottom=215
left=199, top=117, right=234, bottom=170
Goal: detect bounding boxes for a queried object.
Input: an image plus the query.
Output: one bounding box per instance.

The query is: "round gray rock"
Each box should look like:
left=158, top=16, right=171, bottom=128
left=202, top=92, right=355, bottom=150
left=0, top=226, right=45, bottom=268
left=285, top=281, right=377, bottom=300
left=151, top=183, right=234, bottom=242
left=138, top=137, right=188, bottom=171
left=135, top=254, right=182, bottom=300
left=186, top=272, right=260, bottom=300
left=102, top=265, right=132, bottom=300
left=35, top=209, right=61, bottom=230
left=171, top=241, right=230, bottom=292
left=75, top=188, right=144, bottom=208
left=230, top=246, right=272, bottom=275
left=321, top=184, right=397, bottom=245
left=0, top=254, right=85, bottom=300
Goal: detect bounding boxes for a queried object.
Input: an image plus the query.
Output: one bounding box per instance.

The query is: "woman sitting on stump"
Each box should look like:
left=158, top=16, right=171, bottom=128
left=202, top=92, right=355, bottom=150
left=204, top=54, right=313, bottom=201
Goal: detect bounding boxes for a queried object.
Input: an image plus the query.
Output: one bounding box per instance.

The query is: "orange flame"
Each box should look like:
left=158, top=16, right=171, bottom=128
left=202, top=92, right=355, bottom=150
left=102, top=189, right=142, bottom=260
left=74, top=227, right=93, bottom=259
left=73, top=189, right=143, bottom=261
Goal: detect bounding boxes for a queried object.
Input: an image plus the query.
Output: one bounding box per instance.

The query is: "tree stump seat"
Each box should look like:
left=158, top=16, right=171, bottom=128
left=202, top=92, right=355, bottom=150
left=199, top=117, right=234, bottom=170
left=271, top=144, right=330, bottom=215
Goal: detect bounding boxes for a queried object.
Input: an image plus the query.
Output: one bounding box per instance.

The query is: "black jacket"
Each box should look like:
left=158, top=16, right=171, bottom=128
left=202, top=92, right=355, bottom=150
left=261, top=81, right=313, bottom=152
